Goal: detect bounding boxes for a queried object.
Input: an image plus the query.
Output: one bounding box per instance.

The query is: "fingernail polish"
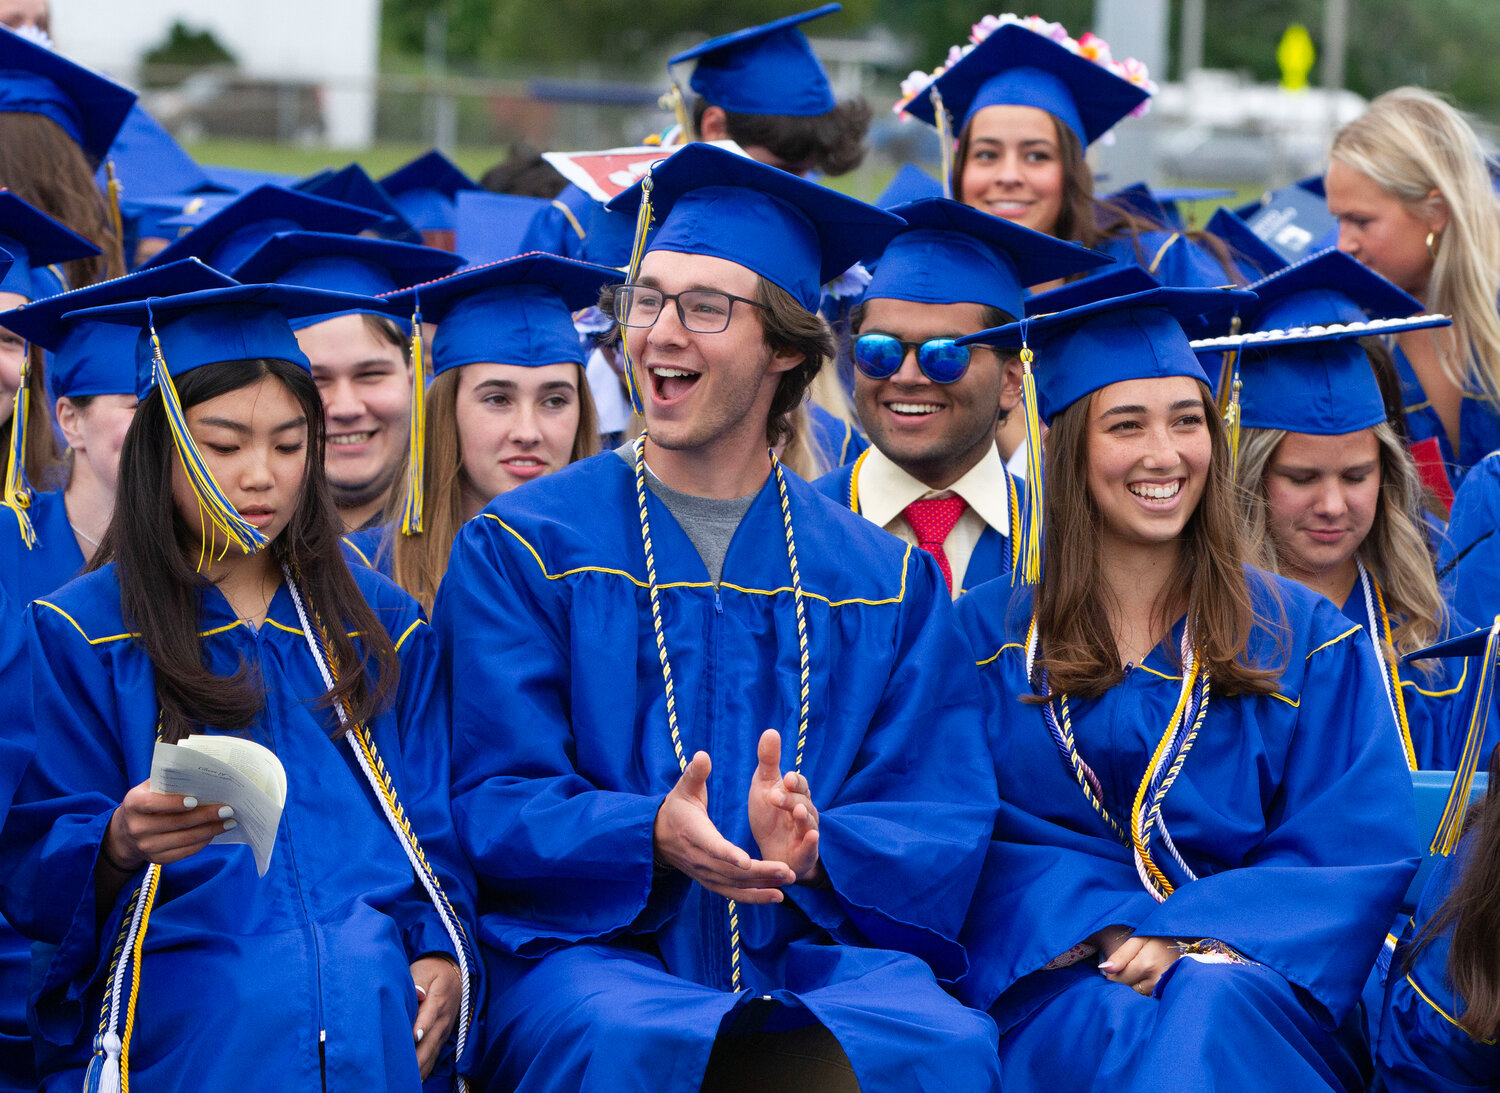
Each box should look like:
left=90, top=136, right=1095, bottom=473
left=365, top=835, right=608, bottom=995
left=218, top=806, right=235, bottom=819
left=182, top=796, right=198, bottom=809
left=1099, top=961, right=1117, bottom=973
left=415, top=1028, right=425, bottom=1043
left=222, top=819, right=238, bottom=831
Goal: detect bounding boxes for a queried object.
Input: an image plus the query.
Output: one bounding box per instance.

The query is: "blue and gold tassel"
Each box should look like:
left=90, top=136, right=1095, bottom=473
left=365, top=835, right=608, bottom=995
left=1014, top=336, right=1045, bottom=586
left=400, top=295, right=426, bottom=536
left=1432, top=615, right=1500, bottom=856
left=619, top=170, right=656, bottom=417
left=2, top=348, right=36, bottom=549
left=148, top=304, right=268, bottom=556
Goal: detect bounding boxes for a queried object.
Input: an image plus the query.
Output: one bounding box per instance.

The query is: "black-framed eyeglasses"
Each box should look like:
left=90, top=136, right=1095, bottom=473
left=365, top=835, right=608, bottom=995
left=613, top=285, right=769, bottom=334
left=852, top=333, right=974, bottom=384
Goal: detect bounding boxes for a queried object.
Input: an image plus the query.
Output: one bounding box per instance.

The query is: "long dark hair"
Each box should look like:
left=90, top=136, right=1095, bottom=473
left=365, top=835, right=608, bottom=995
left=94, top=358, right=399, bottom=743
left=1033, top=379, right=1282, bottom=698
left=1411, top=745, right=1500, bottom=1040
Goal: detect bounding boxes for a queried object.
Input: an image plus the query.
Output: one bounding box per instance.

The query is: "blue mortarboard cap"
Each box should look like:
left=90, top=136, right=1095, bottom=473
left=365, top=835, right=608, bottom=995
left=378, top=150, right=480, bottom=232
left=229, top=230, right=465, bottom=330
left=669, top=3, right=839, bottom=117
left=874, top=163, right=943, bottom=211
left=1404, top=623, right=1500, bottom=663
left=200, top=164, right=300, bottom=192
left=607, top=143, right=903, bottom=312
left=380, top=253, right=618, bottom=375
left=0, top=189, right=101, bottom=298
left=141, top=184, right=384, bottom=272
left=98, top=105, right=226, bottom=200
left=455, top=191, right=550, bottom=265
left=1233, top=181, right=1339, bottom=265
left=901, top=22, right=1149, bottom=146
left=68, top=283, right=382, bottom=399
left=1105, top=182, right=1235, bottom=230
left=0, top=258, right=236, bottom=397
left=578, top=202, right=637, bottom=269
left=1187, top=250, right=1450, bottom=436
left=1204, top=207, right=1286, bottom=281
left=866, top=197, right=1109, bottom=317
left=0, top=25, right=136, bottom=160
left=1024, top=264, right=1160, bottom=312
left=295, top=163, right=420, bottom=242
left=959, top=286, right=1255, bottom=422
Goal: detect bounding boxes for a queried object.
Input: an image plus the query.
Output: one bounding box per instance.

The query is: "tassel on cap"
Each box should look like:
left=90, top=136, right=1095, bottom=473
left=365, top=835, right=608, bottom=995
left=400, top=293, right=426, bottom=536
left=931, top=86, right=955, bottom=201
left=147, top=301, right=268, bottom=556
left=1432, top=614, right=1500, bottom=856
left=619, top=168, right=656, bottom=417
left=1, top=347, right=36, bottom=549
left=104, top=159, right=125, bottom=256
left=1014, top=322, right=1044, bottom=586
left=660, top=82, right=695, bottom=142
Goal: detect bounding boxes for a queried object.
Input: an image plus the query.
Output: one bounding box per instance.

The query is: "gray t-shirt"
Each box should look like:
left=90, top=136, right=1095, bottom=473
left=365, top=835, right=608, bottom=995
left=615, top=445, right=755, bottom=583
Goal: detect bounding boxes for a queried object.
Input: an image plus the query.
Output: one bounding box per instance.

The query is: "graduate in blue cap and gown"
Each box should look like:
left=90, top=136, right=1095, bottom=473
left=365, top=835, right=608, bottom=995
left=1197, top=249, right=1483, bottom=772
left=814, top=196, right=1107, bottom=597
left=0, top=282, right=481, bottom=1093
left=0, top=22, right=134, bottom=287
left=231, top=229, right=464, bottom=534
left=0, top=256, right=235, bottom=1092
left=1376, top=624, right=1500, bottom=1092
left=953, top=285, right=1419, bottom=1091
left=438, top=142, right=1002, bottom=1093
left=897, top=15, right=1239, bottom=290
left=365, top=252, right=615, bottom=610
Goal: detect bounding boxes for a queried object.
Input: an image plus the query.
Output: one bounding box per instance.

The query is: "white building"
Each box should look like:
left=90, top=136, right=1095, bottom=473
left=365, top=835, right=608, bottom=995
left=53, top=0, right=379, bottom=147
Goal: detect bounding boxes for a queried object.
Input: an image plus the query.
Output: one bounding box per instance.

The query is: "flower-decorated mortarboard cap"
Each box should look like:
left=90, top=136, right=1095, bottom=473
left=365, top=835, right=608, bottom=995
left=295, top=163, right=421, bottom=243
left=607, top=142, right=902, bottom=312
left=0, top=189, right=100, bottom=299
left=66, top=283, right=381, bottom=554
left=140, top=184, right=384, bottom=272
left=866, top=197, right=1110, bottom=317
left=959, top=284, right=1254, bottom=584
left=378, top=252, right=619, bottom=535
left=668, top=3, right=840, bottom=118
left=229, top=230, right=464, bottom=330
left=898, top=18, right=1153, bottom=148
left=1187, top=249, right=1450, bottom=437
left=0, top=24, right=136, bottom=160
left=378, top=150, right=481, bottom=233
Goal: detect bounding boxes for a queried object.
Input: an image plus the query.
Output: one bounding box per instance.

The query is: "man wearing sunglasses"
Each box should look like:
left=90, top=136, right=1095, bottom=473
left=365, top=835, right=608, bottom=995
left=438, top=146, right=1006, bottom=1093
left=815, top=198, right=1108, bottom=596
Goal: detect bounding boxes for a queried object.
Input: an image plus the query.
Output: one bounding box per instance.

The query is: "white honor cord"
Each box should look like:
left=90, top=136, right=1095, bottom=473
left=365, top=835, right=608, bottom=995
left=94, top=862, right=159, bottom=1093
left=282, top=568, right=471, bottom=1090
left=1358, top=560, right=1402, bottom=730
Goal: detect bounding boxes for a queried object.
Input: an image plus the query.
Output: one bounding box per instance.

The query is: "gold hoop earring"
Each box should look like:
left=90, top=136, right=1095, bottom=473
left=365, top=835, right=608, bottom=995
left=1426, top=231, right=1440, bottom=260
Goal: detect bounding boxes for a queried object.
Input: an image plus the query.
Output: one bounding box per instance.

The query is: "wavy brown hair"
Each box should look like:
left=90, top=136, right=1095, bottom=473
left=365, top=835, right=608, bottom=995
left=952, top=113, right=1241, bottom=283
left=382, top=362, right=599, bottom=613
left=95, top=358, right=399, bottom=743
left=0, top=113, right=124, bottom=287
left=1033, top=379, right=1282, bottom=698
left=692, top=97, right=872, bottom=178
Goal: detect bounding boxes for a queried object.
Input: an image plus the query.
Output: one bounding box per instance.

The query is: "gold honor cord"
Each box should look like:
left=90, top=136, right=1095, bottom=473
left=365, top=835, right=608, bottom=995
left=1359, top=561, right=1418, bottom=771
left=632, top=436, right=812, bottom=992
left=400, top=303, right=427, bottom=535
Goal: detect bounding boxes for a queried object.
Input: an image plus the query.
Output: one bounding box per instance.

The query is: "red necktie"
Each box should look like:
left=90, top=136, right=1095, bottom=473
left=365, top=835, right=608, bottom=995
left=902, top=495, right=968, bottom=593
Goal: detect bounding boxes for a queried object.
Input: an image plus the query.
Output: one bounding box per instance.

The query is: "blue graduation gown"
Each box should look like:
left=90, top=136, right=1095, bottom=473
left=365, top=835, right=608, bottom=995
left=1395, top=343, right=1500, bottom=483
left=0, top=589, right=31, bottom=1090
left=955, top=571, right=1420, bottom=1092
left=1377, top=835, right=1500, bottom=1090
left=0, top=563, right=480, bottom=1092
left=0, top=489, right=85, bottom=608
left=1093, top=229, right=1236, bottom=289
left=342, top=527, right=394, bottom=578
left=1337, top=585, right=1482, bottom=772
left=438, top=452, right=1002, bottom=1093
left=1439, top=449, right=1500, bottom=624
left=812, top=458, right=1016, bottom=594
left=806, top=403, right=867, bottom=472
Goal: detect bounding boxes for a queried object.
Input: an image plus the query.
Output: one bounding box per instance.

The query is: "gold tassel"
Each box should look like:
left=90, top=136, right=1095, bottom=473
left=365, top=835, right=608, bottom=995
left=931, top=86, right=955, bottom=201
left=399, top=306, right=426, bottom=536
left=659, top=82, right=695, bottom=143
left=619, top=169, right=656, bottom=417
left=104, top=160, right=125, bottom=260
left=1, top=352, right=35, bottom=549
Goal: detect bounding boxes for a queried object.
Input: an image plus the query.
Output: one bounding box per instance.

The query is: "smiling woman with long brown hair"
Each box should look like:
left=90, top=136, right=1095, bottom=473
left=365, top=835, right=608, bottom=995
left=953, top=286, right=1418, bottom=1092
left=0, top=284, right=480, bottom=1093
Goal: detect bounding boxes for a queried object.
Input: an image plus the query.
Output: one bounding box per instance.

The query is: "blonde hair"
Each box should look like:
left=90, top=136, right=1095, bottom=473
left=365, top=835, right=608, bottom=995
left=1237, top=421, right=1445, bottom=670
left=1330, top=87, right=1500, bottom=403
left=382, top=363, right=600, bottom=613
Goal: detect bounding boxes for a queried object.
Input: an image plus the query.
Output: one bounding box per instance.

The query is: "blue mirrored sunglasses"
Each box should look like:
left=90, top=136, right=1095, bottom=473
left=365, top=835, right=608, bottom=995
left=852, top=333, right=972, bottom=384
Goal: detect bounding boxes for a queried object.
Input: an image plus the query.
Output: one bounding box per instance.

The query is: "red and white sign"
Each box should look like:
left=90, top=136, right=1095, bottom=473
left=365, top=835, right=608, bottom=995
left=543, top=141, right=746, bottom=203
